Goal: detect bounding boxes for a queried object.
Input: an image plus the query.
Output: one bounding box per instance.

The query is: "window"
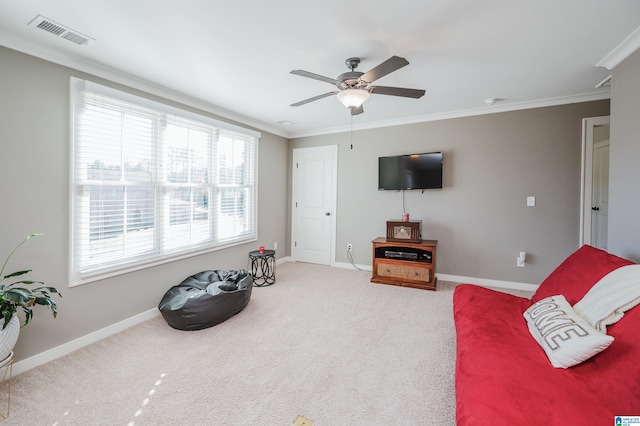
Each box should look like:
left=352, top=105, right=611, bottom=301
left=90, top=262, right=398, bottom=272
left=70, top=78, right=259, bottom=285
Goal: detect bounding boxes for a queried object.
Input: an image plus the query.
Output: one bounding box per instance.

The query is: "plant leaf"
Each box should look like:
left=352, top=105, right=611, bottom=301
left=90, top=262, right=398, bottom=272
left=8, top=280, right=44, bottom=287
left=0, top=233, right=59, bottom=327
left=3, top=270, right=32, bottom=280
left=33, top=286, right=61, bottom=296
left=34, top=296, right=57, bottom=307
left=3, top=288, right=36, bottom=306
left=1, top=311, right=13, bottom=329
left=21, top=307, right=33, bottom=327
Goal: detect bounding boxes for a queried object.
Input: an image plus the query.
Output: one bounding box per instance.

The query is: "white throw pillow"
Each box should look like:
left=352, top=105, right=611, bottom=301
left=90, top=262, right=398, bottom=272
left=523, top=295, right=614, bottom=369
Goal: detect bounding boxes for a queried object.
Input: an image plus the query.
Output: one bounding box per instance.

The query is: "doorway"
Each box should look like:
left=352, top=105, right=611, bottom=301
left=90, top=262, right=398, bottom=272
left=291, top=146, right=337, bottom=265
left=580, top=116, right=610, bottom=249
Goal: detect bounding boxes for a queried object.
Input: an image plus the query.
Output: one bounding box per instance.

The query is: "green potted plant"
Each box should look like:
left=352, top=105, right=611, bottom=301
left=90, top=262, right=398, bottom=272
left=0, top=233, right=61, bottom=362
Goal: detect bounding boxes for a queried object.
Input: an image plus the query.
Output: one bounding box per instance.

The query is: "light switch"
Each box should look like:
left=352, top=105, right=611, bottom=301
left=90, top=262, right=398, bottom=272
left=527, top=196, right=536, bottom=207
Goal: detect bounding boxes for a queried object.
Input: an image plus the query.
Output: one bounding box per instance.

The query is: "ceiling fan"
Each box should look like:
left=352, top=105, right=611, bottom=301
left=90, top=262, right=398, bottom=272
left=290, top=56, right=425, bottom=116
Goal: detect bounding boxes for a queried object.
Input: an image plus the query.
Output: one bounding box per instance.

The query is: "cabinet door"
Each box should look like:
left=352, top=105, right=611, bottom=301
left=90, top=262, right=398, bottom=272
left=377, top=262, right=430, bottom=282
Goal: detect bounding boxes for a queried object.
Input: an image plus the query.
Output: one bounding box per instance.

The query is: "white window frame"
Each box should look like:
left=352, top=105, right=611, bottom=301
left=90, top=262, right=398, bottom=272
left=69, top=77, right=260, bottom=286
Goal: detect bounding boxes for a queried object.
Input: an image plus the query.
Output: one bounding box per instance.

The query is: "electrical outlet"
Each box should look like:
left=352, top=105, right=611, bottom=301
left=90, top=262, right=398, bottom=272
left=274, top=242, right=278, bottom=250
left=347, top=243, right=353, bottom=252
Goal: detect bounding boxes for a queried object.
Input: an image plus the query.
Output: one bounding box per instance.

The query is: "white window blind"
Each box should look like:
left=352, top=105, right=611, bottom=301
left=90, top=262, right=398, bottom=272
left=70, top=77, right=259, bottom=285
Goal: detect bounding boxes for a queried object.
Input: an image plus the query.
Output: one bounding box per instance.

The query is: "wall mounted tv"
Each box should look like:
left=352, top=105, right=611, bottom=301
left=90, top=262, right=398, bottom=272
left=378, top=152, right=443, bottom=190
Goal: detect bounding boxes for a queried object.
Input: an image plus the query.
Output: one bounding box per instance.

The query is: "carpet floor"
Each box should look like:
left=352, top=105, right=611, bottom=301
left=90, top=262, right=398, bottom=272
left=3, top=262, right=462, bottom=425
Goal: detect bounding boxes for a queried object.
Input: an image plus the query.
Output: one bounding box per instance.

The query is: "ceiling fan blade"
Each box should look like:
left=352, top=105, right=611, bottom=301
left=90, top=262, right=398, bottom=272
left=290, top=69, right=341, bottom=86
left=369, top=85, right=425, bottom=99
left=351, top=105, right=364, bottom=116
left=290, top=91, right=338, bottom=107
left=360, top=56, right=410, bottom=83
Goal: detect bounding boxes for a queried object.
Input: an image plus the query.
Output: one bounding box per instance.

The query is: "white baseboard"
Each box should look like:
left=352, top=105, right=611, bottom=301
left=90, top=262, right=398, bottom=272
left=329, top=261, right=536, bottom=292
left=437, top=273, right=539, bottom=293
left=332, top=261, right=372, bottom=271
left=275, top=256, right=293, bottom=265
left=12, top=263, right=537, bottom=376
left=13, top=308, right=161, bottom=376
left=284, top=258, right=371, bottom=271
left=320, top=261, right=539, bottom=292
left=13, top=257, right=309, bottom=375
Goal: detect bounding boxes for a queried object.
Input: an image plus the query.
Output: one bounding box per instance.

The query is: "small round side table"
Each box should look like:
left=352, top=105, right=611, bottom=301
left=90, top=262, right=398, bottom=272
left=248, top=249, right=276, bottom=287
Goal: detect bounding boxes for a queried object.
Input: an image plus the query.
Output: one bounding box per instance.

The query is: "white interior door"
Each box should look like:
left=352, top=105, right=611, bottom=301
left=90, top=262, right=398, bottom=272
left=291, top=146, right=337, bottom=265
left=591, top=140, right=609, bottom=250
left=580, top=116, right=610, bottom=247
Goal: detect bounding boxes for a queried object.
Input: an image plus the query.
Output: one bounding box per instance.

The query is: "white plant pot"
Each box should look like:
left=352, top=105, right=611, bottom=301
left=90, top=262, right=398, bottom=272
left=0, top=315, right=20, bottom=363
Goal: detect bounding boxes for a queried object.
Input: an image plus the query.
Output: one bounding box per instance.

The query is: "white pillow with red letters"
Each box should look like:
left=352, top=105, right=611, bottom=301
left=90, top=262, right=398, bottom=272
left=523, top=294, right=614, bottom=368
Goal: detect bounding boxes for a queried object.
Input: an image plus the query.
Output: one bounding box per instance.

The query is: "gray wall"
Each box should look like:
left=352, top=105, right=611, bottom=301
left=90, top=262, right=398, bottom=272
left=291, top=100, right=610, bottom=285
left=609, top=47, right=640, bottom=262
left=1, top=41, right=627, bottom=364
left=0, top=47, right=288, bottom=362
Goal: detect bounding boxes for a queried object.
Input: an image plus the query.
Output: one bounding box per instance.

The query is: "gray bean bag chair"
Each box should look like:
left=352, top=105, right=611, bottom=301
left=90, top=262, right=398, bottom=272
left=158, top=269, right=253, bottom=330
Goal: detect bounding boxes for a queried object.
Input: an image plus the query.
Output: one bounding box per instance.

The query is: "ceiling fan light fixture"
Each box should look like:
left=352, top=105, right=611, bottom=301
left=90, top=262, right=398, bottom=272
left=337, top=89, right=370, bottom=109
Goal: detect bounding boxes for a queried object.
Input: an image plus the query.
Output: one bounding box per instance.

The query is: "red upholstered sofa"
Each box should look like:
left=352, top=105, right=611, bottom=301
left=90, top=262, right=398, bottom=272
left=453, top=245, right=640, bottom=425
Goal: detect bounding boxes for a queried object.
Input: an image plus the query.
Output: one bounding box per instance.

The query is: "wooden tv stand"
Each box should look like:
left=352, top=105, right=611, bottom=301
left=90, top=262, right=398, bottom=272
left=371, top=237, right=437, bottom=291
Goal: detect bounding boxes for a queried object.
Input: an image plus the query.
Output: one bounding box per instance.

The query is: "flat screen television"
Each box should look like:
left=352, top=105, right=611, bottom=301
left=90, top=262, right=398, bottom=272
left=378, top=152, right=443, bottom=190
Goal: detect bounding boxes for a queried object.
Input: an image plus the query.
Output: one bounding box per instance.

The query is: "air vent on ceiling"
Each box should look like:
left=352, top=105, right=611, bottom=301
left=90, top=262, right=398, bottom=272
left=29, top=15, right=94, bottom=46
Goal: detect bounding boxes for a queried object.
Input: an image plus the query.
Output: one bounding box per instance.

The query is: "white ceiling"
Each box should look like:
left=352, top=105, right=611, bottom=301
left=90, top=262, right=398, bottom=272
left=2, top=1, right=640, bottom=138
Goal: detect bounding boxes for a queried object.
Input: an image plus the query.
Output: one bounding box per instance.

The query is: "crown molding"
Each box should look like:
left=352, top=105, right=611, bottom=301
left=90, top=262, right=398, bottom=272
left=597, top=25, right=640, bottom=70
left=288, top=91, right=611, bottom=139
left=1, top=34, right=617, bottom=141
left=0, top=36, right=289, bottom=139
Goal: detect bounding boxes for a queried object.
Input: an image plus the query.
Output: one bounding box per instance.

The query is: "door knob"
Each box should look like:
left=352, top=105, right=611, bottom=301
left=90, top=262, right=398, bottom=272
left=325, top=212, right=331, bottom=216
left=592, top=206, right=600, bottom=211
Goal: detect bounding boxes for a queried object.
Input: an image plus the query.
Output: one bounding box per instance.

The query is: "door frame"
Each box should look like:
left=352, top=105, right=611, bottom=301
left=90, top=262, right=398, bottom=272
left=291, top=145, right=338, bottom=265
left=580, top=115, right=610, bottom=246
